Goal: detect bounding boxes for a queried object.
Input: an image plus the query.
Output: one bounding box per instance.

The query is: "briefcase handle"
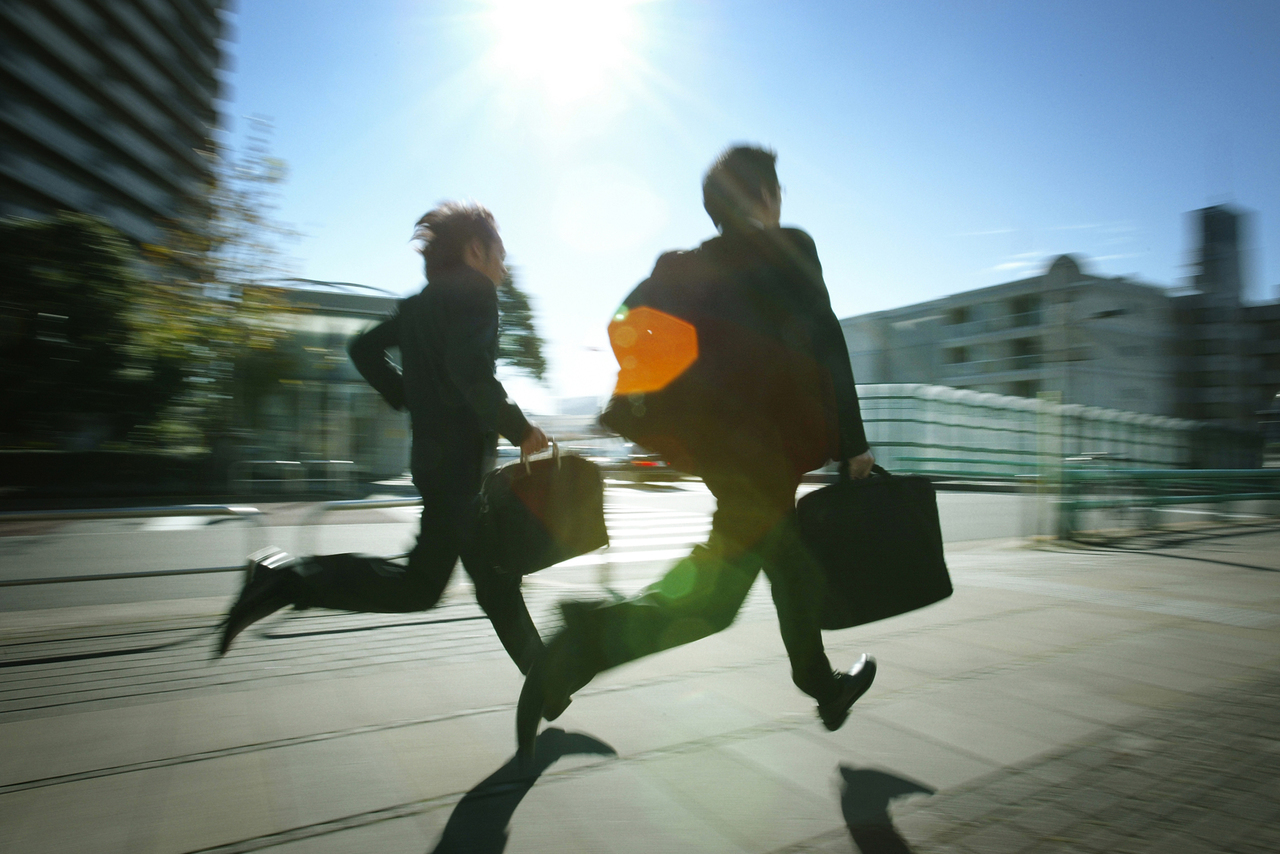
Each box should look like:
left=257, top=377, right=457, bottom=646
left=837, top=461, right=891, bottom=482
left=519, top=437, right=560, bottom=474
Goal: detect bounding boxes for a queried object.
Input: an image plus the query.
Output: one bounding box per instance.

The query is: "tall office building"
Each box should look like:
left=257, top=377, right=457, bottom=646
left=0, top=0, right=227, bottom=244
left=1171, top=206, right=1257, bottom=427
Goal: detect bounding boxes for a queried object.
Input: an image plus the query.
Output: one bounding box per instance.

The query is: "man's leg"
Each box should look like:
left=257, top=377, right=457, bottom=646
left=517, top=467, right=769, bottom=754
left=757, top=513, right=837, bottom=700
left=217, top=458, right=478, bottom=655
left=461, top=535, right=545, bottom=674
left=757, top=491, right=876, bottom=731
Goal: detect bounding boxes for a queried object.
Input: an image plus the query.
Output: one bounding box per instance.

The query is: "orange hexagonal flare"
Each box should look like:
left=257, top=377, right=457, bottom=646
left=609, top=306, right=698, bottom=395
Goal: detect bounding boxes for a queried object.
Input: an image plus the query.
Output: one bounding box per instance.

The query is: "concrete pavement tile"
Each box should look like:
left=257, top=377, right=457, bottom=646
left=954, top=819, right=1036, bottom=854
left=865, top=634, right=1021, bottom=679
left=834, top=656, right=940, bottom=698
left=691, top=665, right=824, bottom=721
left=917, top=617, right=1082, bottom=657
left=1027, top=661, right=1193, bottom=711
left=804, top=715, right=1001, bottom=791
left=0, top=702, right=165, bottom=786
left=1062, top=650, right=1233, bottom=695
left=241, top=674, right=373, bottom=744
left=151, top=688, right=259, bottom=759
left=720, top=731, right=856, bottom=802
left=379, top=712, right=518, bottom=801
left=622, top=680, right=767, bottom=739
left=638, top=746, right=844, bottom=853
left=965, top=769, right=1050, bottom=806
left=260, top=730, right=420, bottom=832
left=861, top=696, right=1061, bottom=767
left=1096, top=631, right=1275, bottom=677
left=553, top=682, right=751, bottom=758
left=912, top=681, right=1104, bottom=744
left=961, top=607, right=1145, bottom=648
left=343, top=656, right=526, bottom=722
left=974, top=669, right=1154, bottom=726
left=415, top=656, right=528, bottom=711
left=0, top=774, right=144, bottom=854
left=862, top=585, right=1036, bottom=627
left=893, top=805, right=958, bottom=843
left=512, top=764, right=747, bottom=854
left=1010, top=803, right=1081, bottom=837
left=142, top=752, right=280, bottom=853
left=267, top=812, right=437, bottom=854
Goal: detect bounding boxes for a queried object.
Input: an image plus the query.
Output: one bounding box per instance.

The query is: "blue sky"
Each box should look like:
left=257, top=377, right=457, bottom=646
left=224, top=0, right=1280, bottom=406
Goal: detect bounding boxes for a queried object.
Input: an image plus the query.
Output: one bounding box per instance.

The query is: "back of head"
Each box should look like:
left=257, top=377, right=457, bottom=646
left=702, top=145, right=778, bottom=231
left=413, top=202, right=499, bottom=281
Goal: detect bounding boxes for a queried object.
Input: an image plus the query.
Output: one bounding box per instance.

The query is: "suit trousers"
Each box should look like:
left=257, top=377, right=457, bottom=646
left=557, top=455, right=838, bottom=702
left=291, top=442, right=544, bottom=674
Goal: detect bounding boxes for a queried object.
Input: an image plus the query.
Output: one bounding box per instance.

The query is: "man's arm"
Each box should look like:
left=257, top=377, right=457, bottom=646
left=348, top=316, right=406, bottom=411
left=785, top=230, right=872, bottom=465
left=440, top=284, right=533, bottom=447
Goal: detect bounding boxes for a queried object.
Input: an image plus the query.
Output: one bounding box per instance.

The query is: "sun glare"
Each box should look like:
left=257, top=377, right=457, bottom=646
left=482, top=0, right=644, bottom=107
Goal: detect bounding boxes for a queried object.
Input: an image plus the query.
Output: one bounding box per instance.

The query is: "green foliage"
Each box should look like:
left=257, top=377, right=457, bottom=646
left=140, top=118, right=298, bottom=446
left=0, top=119, right=300, bottom=452
left=498, top=269, right=548, bottom=382
left=0, top=213, right=184, bottom=448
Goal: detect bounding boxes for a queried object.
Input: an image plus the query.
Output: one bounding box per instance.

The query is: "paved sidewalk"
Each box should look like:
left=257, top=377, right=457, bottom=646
left=1, top=525, right=1277, bottom=853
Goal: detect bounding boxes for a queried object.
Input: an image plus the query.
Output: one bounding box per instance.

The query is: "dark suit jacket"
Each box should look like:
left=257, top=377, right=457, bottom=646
left=602, top=224, right=869, bottom=477
left=349, top=266, right=531, bottom=475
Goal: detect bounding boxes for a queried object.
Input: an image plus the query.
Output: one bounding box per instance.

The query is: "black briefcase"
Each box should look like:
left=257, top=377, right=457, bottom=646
left=796, top=466, right=951, bottom=630
left=479, top=444, right=609, bottom=576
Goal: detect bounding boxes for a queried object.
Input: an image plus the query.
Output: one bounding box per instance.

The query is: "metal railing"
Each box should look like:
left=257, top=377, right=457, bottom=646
left=0, top=505, right=264, bottom=587
left=1059, top=468, right=1280, bottom=539
left=859, top=383, right=1260, bottom=475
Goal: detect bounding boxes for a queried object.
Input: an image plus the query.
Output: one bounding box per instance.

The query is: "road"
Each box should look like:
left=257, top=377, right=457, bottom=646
left=1, top=481, right=1276, bottom=853
left=0, top=481, right=1032, bottom=612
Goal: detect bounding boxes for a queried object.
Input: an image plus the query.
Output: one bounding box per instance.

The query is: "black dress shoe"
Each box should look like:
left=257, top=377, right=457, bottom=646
left=215, top=548, right=299, bottom=658
left=515, top=637, right=579, bottom=764
left=818, top=653, right=877, bottom=731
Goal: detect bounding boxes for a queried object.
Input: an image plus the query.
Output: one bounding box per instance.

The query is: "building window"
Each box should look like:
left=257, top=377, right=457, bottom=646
left=945, top=346, right=968, bottom=364
left=946, top=306, right=971, bottom=325
left=1008, top=294, right=1042, bottom=327
left=1008, top=338, right=1042, bottom=370
left=1010, top=380, right=1039, bottom=398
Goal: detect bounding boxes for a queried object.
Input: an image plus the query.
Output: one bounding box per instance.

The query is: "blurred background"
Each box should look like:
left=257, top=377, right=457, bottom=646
left=1, top=0, right=1278, bottom=534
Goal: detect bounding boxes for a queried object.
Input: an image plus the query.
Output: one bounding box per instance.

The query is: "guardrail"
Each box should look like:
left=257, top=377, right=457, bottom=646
left=0, top=505, right=264, bottom=587
left=1059, top=468, right=1280, bottom=539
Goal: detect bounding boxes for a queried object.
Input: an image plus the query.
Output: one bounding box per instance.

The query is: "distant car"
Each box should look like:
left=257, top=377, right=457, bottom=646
left=611, top=442, right=681, bottom=482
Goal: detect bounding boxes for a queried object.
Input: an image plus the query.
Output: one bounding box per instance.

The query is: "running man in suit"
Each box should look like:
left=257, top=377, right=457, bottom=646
left=517, top=146, right=876, bottom=758
left=217, top=203, right=550, bottom=674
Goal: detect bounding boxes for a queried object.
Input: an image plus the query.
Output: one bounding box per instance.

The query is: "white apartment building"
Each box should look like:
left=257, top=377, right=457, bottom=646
left=842, top=254, right=1177, bottom=417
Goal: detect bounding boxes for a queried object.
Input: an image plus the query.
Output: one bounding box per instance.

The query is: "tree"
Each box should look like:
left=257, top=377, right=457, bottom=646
left=0, top=213, right=185, bottom=449
left=498, top=269, right=548, bottom=382
left=139, top=117, right=298, bottom=448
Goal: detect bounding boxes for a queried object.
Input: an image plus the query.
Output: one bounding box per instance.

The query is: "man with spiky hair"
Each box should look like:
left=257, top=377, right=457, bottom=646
left=217, top=202, right=550, bottom=673
left=517, top=146, right=877, bottom=758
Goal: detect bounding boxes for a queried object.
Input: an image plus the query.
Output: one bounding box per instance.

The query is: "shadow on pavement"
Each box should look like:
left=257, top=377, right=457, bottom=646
left=839, top=765, right=934, bottom=854
left=429, top=727, right=615, bottom=854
